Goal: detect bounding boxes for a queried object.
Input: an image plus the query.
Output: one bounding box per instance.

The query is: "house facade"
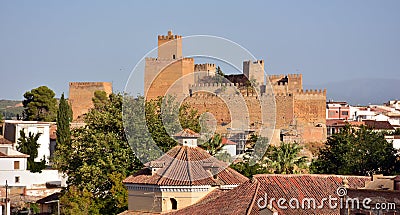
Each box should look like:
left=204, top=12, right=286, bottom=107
left=3, top=120, right=51, bottom=164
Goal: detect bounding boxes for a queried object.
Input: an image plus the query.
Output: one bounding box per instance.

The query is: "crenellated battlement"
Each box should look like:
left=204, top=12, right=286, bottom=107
left=296, top=89, right=327, bottom=96
left=268, top=74, right=285, bottom=80
left=272, top=81, right=288, bottom=86
left=145, top=57, right=194, bottom=62
left=189, top=91, right=261, bottom=98
left=194, top=63, right=216, bottom=70
left=287, top=74, right=302, bottom=78
left=158, top=30, right=182, bottom=40
left=69, top=82, right=110, bottom=87
left=190, top=82, right=244, bottom=88
left=243, top=60, right=264, bottom=65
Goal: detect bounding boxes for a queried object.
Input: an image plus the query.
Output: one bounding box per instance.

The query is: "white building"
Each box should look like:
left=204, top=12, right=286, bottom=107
left=385, top=135, right=400, bottom=151
left=3, top=120, right=51, bottom=164
left=353, top=107, right=376, bottom=121
left=220, top=138, right=237, bottom=157
left=0, top=146, right=65, bottom=189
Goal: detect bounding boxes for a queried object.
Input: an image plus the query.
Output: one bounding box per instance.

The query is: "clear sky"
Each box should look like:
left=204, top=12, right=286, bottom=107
left=0, top=0, right=399, bottom=104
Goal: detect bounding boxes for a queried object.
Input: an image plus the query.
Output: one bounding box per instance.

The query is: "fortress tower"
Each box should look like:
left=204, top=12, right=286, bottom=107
left=158, top=30, right=182, bottom=60
left=145, top=31, right=194, bottom=100
left=69, top=82, right=112, bottom=121
left=243, top=60, right=265, bottom=86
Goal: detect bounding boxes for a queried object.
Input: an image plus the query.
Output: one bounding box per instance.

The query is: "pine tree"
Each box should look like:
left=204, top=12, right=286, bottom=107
left=23, top=86, right=58, bottom=121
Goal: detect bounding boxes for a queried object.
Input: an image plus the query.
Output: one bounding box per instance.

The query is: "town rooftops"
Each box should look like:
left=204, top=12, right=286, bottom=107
left=168, top=174, right=370, bottom=215
left=363, top=120, right=395, bottom=130
left=123, top=145, right=248, bottom=186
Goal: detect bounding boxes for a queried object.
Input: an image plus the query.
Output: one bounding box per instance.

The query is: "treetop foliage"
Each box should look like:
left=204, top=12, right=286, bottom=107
left=23, top=86, right=57, bottom=121
left=311, top=125, right=400, bottom=176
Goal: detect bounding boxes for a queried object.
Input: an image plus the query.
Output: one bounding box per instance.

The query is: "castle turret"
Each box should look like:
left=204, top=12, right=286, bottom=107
left=243, top=60, right=265, bottom=86
left=158, top=30, right=182, bottom=60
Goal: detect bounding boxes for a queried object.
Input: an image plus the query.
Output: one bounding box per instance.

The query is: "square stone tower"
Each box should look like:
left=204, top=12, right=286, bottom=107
left=158, top=30, right=182, bottom=60
left=69, top=82, right=112, bottom=121
left=145, top=31, right=195, bottom=100
left=243, top=60, right=265, bottom=86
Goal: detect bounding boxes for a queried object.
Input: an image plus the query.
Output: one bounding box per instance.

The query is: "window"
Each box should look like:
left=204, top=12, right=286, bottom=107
left=14, top=161, right=20, bottom=170
left=170, top=198, right=177, bottom=210
left=15, top=176, right=20, bottom=183
left=172, top=54, right=176, bottom=59
left=342, top=111, right=349, bottom=116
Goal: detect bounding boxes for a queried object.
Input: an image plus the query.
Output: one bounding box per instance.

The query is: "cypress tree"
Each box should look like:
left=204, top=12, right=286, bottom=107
left=54, top=93, right=72, bottom=171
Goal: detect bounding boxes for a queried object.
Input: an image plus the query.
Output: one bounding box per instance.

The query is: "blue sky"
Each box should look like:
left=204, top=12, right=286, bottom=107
left=0, top=1, right=399, bottom=104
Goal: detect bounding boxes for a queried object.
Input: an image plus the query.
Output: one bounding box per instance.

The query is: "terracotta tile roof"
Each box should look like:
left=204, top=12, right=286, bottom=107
left=326, top=119, right=347, bottom=127
left=363, top=120, right=394, bottom=130
left=123, top=145, right=248, bottom=186
left=117, top=211, right=161, bottom=215
left=173, top=129, right=200, bottom=138
left=347, top=189, right=400, bottom=213
left=169, top=174, right=371, bottom=215
left=221, top=138, right=236, bottom=145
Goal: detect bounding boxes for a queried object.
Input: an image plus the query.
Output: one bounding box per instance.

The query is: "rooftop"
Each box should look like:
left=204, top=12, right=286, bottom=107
left=0, top=146, right=29, bottom=158
left=173, top=128, right=200, bottom=138
left=363, top=120, right=395, bottom=130
left=168, top=174, right=370, bottom=215
left=123, top=145, right=248, bottom=186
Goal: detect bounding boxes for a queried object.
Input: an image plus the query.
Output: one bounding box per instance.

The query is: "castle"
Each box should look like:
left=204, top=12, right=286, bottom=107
left=144, top=31, right=326, bottom=145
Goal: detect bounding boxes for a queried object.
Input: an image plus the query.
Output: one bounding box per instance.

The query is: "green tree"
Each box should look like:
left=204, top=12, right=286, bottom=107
left=311, top=125, right=400, bottom=176
left=230, top=160, right=269, bottom=179
left=215, top=66, right=225, bottom=83
left=17, top=130, right=46, bottom=173
left=216, top=66, right=224, bottom=77
left=23, top=86, right=57, bottom=121
left=60, top=186, right=100, bottom=215
left=92, top=90, right=108, bottom=110
left=200, top=133, right=223, bottom=156
left=265, top=142, right=308, bottom=174
left=53, top=93, right=72, bottom=172
left=130, top=96, right=200, bottom=153
left=57, top=93, right=140, bottom=214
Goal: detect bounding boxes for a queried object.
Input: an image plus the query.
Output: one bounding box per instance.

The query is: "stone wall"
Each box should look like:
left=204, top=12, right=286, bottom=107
left=145, top=58, right=195, bottom=101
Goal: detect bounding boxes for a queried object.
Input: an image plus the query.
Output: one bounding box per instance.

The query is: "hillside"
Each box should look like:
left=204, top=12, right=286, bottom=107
left=0, top=99, right=24, bottom=119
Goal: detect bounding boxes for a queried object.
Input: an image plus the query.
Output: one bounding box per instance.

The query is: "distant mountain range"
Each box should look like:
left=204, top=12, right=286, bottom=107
left=305, top=78, right=399, bottom=106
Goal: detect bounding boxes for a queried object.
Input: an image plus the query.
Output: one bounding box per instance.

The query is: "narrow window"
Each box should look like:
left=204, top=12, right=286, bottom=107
left=14, top=161, right=20, bottom=170
left=15, top=176, right=20, bottom=183
left=173, top=54, right=176, bottom=59
left=171, top=198, right=177, bottom=210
